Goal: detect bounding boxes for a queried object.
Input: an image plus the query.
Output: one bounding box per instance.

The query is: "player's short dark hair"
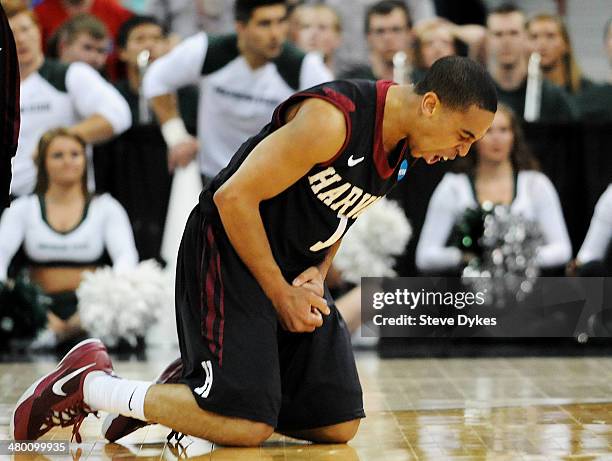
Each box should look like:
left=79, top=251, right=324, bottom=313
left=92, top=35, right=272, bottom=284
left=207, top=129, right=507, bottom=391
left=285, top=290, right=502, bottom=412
left=364, top=0, right=412, bottom=34
left=414, top=56, right=497, bottom=113
left=234, top=0, right=287, bottom=23
left=117, top=15, right=165, bottom=50
left=604, top=16, right=612, bottom=42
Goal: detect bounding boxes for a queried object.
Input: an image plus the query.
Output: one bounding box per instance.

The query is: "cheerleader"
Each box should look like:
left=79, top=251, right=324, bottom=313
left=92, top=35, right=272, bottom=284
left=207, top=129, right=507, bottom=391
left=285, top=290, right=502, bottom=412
left=573, top=185, right=612, bottom=276
left=416, top=105, right=571, bottom=273
left=0, top=128, right=138, bottom=347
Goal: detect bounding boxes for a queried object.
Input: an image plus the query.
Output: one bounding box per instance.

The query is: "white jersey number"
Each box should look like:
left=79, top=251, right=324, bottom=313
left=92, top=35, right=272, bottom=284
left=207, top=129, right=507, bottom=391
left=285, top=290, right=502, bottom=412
left=309, top=214, right=348, bottom=252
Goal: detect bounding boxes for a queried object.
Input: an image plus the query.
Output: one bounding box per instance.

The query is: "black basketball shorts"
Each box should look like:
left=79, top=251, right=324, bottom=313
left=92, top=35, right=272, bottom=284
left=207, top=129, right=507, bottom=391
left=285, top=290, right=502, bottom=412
left=174, top=206, right=365, bottom=430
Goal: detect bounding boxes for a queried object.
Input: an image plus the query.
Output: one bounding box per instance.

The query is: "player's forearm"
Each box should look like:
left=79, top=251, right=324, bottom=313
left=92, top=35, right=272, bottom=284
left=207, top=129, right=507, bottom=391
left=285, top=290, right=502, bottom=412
left=213, top=190, right=289, bottom=303
left=69, top=115, right=115, bottom=144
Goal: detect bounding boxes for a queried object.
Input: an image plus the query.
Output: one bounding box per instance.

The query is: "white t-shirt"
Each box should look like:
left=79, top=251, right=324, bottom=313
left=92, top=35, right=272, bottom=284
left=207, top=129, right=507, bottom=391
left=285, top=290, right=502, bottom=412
left=12, top=60, right=132, bottom=196
left=143, top=32, right=333, bottom=177
left=416, top=171, right=572, bottom=271
left=0, top=193, right=138, bottom=282
left=577, top=185, right=612, bottom=264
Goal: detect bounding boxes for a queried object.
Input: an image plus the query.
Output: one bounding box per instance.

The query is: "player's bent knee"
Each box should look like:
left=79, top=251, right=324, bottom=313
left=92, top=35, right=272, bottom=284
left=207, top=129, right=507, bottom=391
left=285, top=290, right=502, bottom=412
left=300, top=419, right=361, bottom=444
left=238, top=422, right=274, bottom=446
left=326, top=419, right=361, bottom=443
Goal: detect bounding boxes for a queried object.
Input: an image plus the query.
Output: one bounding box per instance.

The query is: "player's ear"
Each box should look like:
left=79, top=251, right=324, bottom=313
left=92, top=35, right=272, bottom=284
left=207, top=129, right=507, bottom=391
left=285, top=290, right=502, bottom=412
left=421, top=91, right=440, bottom=118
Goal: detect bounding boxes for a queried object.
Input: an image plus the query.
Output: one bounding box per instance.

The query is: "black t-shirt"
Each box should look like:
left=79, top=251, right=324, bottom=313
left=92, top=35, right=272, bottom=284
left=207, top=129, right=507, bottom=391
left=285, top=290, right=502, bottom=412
left=339, top=63, right=427, bottom=85
left=114, top=80, right=198, bottom=134
left=200, top=79, right=411, bottom=277
left=574, top=82, right=612, bottom=122
left=495, top=78, right=577, bottom=122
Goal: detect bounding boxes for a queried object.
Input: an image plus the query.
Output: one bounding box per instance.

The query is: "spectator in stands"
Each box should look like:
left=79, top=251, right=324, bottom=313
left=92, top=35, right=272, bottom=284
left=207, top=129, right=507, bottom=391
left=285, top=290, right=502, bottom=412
left=413, top=19, right=457, bottom=74
left=0, top=128, right=138, bottom=348
left=413, top=17, right=486, bottom=74
left=145, top=0, right=234, bottom=41
left=416, top=105, right=571, bottom=274
left=4, top=0, right=131, bottom=198
left=485, top=3, right=575, bottom=122
left=574, top=18, right=612, bottom=121
left=327, top=0, right=434, bottom=74
left=143, top=0, right=332, bottom=182
left=95, top=15, right=198, bottom=261
left=572, top=185, right=612, bottom=276
left=527, top=13, right=593, bottom=95
left=56, top=13, right=110, bottom=73
left=33, top=0, right=133, bottom=80
left=289, top=3, right=342, bottom=75
left=115, top=15, right=197, bottom=129
left=33, top=0, right=132, bottom=49
left=340, top=0, right=413, bottom=81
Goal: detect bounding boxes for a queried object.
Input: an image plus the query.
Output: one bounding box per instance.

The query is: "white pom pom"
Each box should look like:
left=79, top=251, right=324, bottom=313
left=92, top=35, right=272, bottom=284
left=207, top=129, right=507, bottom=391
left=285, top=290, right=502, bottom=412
left=77, top=260, right=173, bottom=346
left=334, top=198, right=412, bottom=284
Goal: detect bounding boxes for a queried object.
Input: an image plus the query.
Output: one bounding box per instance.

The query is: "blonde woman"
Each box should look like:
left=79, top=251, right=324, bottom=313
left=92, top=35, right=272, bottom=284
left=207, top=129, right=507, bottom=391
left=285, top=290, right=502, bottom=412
left=527, top=13, right=593, bottom=94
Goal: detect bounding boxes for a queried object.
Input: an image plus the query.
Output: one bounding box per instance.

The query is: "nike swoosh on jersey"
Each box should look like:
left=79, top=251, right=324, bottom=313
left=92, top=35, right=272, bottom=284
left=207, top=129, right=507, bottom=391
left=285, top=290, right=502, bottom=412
left=348, top=155, right=365, bottom=167
left=52, top=363, right=97, bottom=397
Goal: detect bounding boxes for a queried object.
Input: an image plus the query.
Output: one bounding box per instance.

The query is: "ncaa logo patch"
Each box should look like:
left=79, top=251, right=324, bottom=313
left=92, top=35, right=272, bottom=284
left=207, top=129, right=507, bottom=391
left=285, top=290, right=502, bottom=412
left=397, top=159, right=408, bottom=181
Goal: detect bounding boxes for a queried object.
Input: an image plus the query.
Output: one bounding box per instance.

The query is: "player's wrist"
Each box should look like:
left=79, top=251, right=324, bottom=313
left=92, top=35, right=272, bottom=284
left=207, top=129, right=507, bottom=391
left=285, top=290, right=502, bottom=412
left=161, top=117, right=190, bottom=148
left=264, top=279, right=292, bottom=310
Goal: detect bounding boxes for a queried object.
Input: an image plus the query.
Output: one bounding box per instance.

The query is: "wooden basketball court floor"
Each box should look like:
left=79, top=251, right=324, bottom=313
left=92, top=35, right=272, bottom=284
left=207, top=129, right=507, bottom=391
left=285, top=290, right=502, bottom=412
left=3, top=349, right=612, bottom=460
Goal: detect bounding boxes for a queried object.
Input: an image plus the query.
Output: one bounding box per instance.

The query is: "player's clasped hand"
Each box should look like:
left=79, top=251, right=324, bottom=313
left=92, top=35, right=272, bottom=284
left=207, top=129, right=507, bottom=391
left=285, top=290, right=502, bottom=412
left=292, top=265, right=325, bottom=297
left=273, top=283, right=330, bottom=333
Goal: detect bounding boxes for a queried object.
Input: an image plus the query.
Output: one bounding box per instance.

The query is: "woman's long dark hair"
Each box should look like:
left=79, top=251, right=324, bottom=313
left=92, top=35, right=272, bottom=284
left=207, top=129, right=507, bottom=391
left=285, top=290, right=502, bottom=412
left=453, top=104, right=540, bottom=174
left=34, top=127, right=88, bottom=196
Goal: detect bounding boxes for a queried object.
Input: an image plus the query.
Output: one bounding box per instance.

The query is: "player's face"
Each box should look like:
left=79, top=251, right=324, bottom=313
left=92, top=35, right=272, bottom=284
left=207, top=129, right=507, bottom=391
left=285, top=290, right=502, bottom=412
left=419, top=26, right=455, bottom=69
left=120, top=23, right=166, bottom=65
left=528, top=19, right=566, bottom=69
left=475, top=110, right=514, bottom=163
left=45, top=136, right=86, bottom=187
left=8, top=12, right=43, bottom=69
left=237, top=4, right=289, bottom=61
left=367, top=9, right=411, bottom=63
left=487, top=12, right=528, bottom=68
left=410, top=95, right=495, bottom=165
left=61, top=32, right=110, bottom=70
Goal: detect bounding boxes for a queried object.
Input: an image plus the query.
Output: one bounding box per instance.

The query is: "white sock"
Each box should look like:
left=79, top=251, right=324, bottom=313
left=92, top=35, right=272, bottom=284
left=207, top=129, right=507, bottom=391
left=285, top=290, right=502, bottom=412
left=83, top=371, right=153, bottom=421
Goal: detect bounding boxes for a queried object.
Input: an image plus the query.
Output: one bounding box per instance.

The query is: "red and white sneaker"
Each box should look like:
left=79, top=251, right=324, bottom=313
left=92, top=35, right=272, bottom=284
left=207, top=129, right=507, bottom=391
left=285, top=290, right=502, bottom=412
left=11, top=338, right=113, bottom=443
left=101, top=357, right=183, bottom=442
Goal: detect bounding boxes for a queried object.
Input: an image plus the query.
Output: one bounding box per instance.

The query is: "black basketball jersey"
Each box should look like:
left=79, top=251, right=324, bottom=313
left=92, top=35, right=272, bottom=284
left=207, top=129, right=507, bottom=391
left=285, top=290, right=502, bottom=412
left=199, top=79, right=411, bottom=279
